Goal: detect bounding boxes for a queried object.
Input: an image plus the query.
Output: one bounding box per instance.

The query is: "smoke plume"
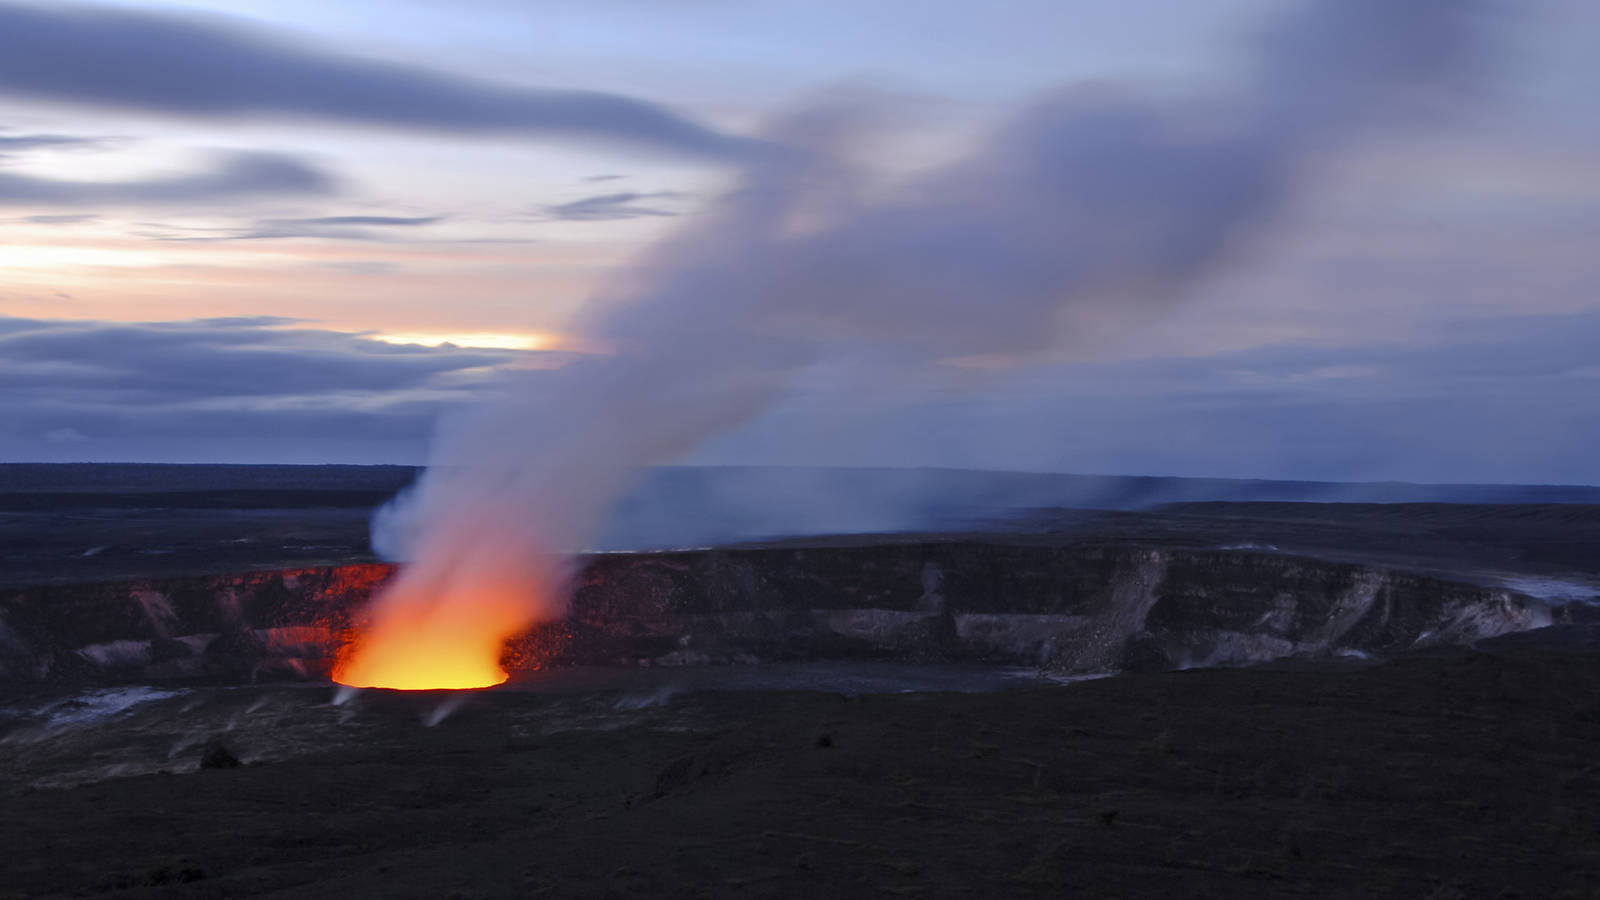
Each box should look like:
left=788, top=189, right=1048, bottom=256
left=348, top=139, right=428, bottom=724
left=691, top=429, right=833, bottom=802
left=338, top=0, right=1491, bottom=687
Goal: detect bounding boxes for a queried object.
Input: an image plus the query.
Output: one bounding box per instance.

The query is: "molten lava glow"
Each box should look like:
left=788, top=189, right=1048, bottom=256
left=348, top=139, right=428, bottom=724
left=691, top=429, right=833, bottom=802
left=332, top=613, right=510, bottom=690
left=332, top=556, right=543, bottom=690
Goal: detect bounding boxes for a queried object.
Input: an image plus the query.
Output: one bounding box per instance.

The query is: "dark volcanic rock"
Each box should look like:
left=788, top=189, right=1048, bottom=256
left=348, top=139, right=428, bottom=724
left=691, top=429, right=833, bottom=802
left=0, top=564, right=383, bottom=682
left=199, top=740, right=241, bottom=769
left=0, top=542, right=1551, bottom=684
left=548, top=544, right=1546, bottom=673
left=6, top=650, right=1600, bottom=898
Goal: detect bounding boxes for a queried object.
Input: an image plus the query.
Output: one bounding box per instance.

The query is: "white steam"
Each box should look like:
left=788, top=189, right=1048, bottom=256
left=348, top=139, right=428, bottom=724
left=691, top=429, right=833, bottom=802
left=369, top=0, right=1491, bottom=636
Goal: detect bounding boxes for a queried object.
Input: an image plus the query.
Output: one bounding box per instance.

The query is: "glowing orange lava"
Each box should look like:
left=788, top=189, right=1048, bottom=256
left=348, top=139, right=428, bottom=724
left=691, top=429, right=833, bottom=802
left=332, top=561, right=545, bottom=690
left=332, top=614, right=510, bottom=690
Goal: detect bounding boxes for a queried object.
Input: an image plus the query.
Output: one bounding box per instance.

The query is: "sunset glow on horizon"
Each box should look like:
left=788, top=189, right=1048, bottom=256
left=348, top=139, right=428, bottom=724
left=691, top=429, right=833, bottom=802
left=370, top=331, right=558, bottom=352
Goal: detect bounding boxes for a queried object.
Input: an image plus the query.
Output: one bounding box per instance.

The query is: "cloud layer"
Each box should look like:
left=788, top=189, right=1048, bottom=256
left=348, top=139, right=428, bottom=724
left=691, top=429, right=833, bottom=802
left=0, top=131, right=112, bottom=158
left=0, top=151, right=332, bottom=206
left=0, top=1, right=762, bottom=160
left=0, top=316, right=546, bottom=462
left=697, top=309, right=1600, bottom=486
left=141, top=214, right=445, bottom=242
left=7, top=305, right=1600, bottom=486
left=543, top=192, right=680, bottom=221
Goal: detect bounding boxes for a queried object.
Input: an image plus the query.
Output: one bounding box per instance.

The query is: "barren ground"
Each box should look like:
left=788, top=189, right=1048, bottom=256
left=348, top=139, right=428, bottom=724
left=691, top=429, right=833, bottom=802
left=4, top=646, right=1599, bottom=898
left=4, top=465, right=1598, bottom=897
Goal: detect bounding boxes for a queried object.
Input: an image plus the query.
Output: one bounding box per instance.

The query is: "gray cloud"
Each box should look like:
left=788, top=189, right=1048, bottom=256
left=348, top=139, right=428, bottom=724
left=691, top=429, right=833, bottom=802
left=271, top=215, right=441, bottom=228
left=238, top=215, right=442, bottom=241
left=690, top=308, right=1600, bottom=486
left=0, top=2, right=764, bottom=160
left=0, top=316, right=562, bottom=462
left=543, top=192, right=680, bottom=221
left=0, top=315, right=518, bottom=400
left=0, top=131, right=112, bottom=158
left=18, top=213, right=99, bottom=224
left=0, top=150, right=333, bottom=206
left=7, top=305, right=1599, bottom=484
left=146, top=214, right=444, bottom=242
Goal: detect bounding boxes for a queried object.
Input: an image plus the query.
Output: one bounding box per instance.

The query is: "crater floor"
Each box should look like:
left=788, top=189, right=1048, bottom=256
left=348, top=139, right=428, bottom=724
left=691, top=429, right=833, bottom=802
left=3, top=647, right=1597, bottom=898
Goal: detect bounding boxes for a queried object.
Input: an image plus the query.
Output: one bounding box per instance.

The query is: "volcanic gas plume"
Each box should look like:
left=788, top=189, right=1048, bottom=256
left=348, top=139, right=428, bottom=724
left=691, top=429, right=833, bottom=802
left=334, top=0, right=1493, bottom=690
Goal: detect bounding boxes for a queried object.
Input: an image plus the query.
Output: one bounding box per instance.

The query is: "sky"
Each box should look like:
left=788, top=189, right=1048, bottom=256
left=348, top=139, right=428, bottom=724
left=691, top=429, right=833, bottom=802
left=1, top=0, right=1597, bottom=484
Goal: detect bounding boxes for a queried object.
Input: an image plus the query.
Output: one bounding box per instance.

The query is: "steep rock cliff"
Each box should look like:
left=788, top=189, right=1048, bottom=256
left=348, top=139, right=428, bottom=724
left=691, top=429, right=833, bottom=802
left=0, top=543, right=1551, bottom=683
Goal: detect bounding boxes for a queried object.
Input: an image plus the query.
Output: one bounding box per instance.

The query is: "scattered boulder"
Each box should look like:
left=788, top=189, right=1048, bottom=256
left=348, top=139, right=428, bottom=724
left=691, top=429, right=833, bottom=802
left=199, top=740, right=241, bottom=769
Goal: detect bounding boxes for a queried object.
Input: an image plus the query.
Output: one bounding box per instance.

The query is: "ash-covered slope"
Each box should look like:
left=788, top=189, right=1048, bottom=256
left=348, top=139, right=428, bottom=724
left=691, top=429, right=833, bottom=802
left=0, top=540, right=1552, bottom=684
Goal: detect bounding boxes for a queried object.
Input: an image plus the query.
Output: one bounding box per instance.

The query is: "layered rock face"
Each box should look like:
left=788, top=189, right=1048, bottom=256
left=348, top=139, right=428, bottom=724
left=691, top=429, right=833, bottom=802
left=0, top=565, right=387, bottom=682
left=556, top=544, right=1550, bottom=672
left=0, top=543, right=1551, bottom=684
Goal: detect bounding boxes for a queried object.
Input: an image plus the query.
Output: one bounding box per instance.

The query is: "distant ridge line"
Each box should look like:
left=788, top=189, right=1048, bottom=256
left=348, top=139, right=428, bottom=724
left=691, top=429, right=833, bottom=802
left=2, top=463, right=1596, bottom=508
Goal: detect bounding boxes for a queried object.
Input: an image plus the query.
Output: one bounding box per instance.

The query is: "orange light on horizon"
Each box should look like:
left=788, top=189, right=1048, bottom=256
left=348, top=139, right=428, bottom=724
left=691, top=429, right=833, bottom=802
left=371, top=331, right=556, bottom=351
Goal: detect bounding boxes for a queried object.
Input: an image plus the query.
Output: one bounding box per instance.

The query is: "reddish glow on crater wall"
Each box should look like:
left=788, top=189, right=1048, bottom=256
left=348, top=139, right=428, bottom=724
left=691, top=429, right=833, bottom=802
left=332, top=522, right=561, bottom=690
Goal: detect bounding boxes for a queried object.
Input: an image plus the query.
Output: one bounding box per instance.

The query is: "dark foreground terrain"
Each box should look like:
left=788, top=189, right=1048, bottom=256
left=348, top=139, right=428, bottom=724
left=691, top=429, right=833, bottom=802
left=4, top=646, right=1599, bottom=898
left=4, top=464, right=1597, bottom=896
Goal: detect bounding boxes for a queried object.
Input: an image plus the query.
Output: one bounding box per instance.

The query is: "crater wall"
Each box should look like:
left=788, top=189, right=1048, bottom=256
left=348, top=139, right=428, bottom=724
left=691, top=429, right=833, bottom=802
left=0, top=543, right=1552, bottom=683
